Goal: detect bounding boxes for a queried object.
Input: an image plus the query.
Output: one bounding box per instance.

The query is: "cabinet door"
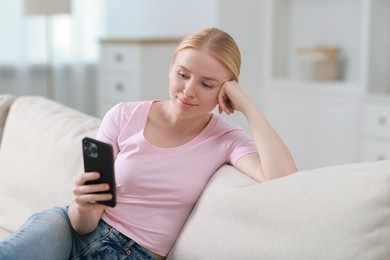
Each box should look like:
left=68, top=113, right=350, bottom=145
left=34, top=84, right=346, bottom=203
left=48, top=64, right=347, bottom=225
left=266, top=91, right=312, bottom=169
left=362, top=140, right=390, bottom=161
left=362, top=103, right=390, bottom=138
left=100, top=45, right=138, bottom=71
left=310, top=95, right=360, bottom=168
left=267, top=91, right=360, bottom=170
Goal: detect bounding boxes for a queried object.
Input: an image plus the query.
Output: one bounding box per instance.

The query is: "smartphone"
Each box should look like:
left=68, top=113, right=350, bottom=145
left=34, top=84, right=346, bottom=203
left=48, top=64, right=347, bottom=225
left=82, top=137, right=116, bottom=207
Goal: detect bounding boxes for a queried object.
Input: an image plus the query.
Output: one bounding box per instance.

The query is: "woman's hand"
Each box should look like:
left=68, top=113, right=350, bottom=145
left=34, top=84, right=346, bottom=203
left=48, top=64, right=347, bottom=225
left=217, top=80, right=253, bottom=115
left=72, top=172, right=112, bottom=212
left=69, top=172, right=110, bottom=235
left=217, top=80, right=297, bottom=182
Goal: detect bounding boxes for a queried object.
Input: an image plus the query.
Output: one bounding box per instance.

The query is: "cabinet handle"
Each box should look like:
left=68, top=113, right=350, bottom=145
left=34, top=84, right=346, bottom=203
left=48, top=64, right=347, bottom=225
left=114, top=53, right=124, bottom=63
left=115, top=83, right=124, bottom=92
left=376, top=154, right=386, bottom=161
left=378, top=117, right=387, bottom=125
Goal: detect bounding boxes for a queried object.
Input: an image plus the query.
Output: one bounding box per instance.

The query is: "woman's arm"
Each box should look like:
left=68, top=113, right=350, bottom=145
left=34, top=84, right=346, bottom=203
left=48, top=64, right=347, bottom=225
left=68, top=104, right=121, bottom=235
left=218, top=81, right=297, bottom=182
left=68, top=172, right=111, bottom=235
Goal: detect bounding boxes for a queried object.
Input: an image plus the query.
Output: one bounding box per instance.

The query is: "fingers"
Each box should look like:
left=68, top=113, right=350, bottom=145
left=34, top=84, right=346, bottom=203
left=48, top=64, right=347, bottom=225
left=219, top=97, right=234, bottom=115
left=74, top=192, right=112, bottom=206
left=218, top=81, right=236, bottom=115
left=218, top=80, right=253, bottom=115
left=73, top=172, right=112, bottom=208
left=74, top=171, right=99, bottom=185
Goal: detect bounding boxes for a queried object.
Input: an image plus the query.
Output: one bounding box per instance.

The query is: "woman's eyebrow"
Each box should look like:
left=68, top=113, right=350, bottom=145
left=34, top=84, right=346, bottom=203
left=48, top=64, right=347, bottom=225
left=176, top=65, right=188, bottom=71
left=202, top=76, right=219, bottom=82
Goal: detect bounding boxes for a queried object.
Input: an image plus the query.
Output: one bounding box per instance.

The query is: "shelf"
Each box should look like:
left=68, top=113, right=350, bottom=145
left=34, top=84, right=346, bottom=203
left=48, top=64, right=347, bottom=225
left=269, top=0, right=363, bottom=84
left=267, top=0, right=390, bottom=95
left=269, top=79, right=363, bottom=98
left=265, top=0, right=390, bottom=169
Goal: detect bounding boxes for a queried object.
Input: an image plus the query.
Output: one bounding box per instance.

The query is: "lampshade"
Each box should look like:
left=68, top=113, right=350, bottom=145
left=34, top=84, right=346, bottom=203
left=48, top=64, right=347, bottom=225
left=24, top=0, right=71, bottom=15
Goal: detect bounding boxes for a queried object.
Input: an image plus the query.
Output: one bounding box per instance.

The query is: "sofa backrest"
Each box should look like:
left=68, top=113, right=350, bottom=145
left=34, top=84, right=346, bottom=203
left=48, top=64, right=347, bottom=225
left=0, top=96, right=101, bottom=232
left=169, top=161, right=390, bottom=259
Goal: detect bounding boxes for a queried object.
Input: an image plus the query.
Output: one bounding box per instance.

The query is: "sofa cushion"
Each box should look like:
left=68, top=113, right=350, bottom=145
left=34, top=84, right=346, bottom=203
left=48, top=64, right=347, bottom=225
left=168, top=161, right=390, bottom=260
left=0, top=96, right=100, bottom=233
left=0, top=95, right=15, bottom=146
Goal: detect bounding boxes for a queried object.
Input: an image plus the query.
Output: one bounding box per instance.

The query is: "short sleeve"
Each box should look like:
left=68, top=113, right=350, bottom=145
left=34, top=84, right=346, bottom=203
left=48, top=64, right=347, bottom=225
left=224, top=130, right=257, bottom=166
left=96, top=104, right=123, bottom=158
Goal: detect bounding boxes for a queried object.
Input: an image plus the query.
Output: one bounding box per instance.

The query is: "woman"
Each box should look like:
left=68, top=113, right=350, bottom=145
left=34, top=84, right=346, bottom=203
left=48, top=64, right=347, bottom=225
left=0, top=27, right=296, bottom=259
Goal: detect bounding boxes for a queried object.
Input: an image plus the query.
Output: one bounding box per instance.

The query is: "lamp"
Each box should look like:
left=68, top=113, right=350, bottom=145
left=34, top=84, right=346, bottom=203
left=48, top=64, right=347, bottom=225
left=24, top=0, right=71, bottom=99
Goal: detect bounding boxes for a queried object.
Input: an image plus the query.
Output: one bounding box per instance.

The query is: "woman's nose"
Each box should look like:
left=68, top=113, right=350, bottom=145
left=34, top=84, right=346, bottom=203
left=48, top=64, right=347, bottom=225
left=183, top=81, right=196, bottom=97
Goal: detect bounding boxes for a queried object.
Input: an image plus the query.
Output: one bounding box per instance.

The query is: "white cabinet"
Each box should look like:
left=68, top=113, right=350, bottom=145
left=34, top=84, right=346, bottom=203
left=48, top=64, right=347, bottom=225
left=362, top=96, right=390, bottom=161
left=264, top=0, right=390, bottom=169
left=97, top=38, right=180, bottom=118
left=267, top=84, right=361, bottom=170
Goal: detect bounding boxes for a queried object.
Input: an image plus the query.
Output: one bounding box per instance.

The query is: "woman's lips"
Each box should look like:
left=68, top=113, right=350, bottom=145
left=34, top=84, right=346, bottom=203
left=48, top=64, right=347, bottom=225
left=177, top=97, right=196, bottom=107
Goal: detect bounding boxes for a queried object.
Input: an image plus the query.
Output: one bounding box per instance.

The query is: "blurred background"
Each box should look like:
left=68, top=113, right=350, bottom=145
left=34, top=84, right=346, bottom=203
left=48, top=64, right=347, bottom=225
left=0, top=0, right=263, bottom=116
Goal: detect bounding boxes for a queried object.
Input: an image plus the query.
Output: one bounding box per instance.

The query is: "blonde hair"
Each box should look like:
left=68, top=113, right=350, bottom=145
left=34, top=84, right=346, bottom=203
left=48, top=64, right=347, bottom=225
left=174, top=27, right=241, bottom=81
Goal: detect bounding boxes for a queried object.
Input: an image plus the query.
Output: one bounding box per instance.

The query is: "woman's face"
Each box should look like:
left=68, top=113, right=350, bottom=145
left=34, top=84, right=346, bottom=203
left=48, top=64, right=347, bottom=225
left=168, top=48, right=233, bottom=119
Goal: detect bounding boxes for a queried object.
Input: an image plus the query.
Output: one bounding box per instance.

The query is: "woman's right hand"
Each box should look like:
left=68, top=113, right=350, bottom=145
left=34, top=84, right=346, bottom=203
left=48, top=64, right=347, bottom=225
left=69, top=171, right=111, bottom=235
left=72, top=171, right=112, bottom=212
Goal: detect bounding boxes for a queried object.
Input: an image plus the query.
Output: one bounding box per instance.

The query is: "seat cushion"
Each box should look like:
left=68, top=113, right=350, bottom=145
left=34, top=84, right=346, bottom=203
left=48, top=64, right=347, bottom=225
left=0, top=96, right=100, bottom=232
left=168, top=161, right=390, bottom=260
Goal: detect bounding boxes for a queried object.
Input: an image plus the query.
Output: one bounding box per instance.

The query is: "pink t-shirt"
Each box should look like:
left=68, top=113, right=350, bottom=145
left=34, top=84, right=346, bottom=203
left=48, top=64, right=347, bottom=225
left=97, top=101, right=257, bottom=256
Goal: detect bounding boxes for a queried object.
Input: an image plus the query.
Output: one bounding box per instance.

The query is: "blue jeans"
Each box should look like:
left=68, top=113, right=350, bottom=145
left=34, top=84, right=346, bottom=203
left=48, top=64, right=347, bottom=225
left=0, top=206, right=158, bottom=260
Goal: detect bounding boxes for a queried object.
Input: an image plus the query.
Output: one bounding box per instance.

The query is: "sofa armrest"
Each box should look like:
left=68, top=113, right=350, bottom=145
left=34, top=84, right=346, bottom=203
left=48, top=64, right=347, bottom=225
left=0, top=95, right=15, bottom=146
left=0, top=96, right=101, bottom=232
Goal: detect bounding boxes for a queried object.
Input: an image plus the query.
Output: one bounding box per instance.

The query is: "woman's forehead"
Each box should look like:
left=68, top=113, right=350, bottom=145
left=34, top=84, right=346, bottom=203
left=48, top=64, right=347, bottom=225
left=173, top=48, right=233, bottom=79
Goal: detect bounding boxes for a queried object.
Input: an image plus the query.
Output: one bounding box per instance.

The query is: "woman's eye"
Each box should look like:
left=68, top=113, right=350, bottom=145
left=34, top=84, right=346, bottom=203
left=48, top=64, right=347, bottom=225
left=202, top=82, right=213, bottom=89
left=178, top=72, right=189, bottom=79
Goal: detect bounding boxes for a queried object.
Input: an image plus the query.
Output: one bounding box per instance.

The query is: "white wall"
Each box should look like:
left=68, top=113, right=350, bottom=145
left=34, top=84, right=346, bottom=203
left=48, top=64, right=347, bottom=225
left=104, top=0, right=219, bottom=38
left=216, top=0, right=266, bottom=134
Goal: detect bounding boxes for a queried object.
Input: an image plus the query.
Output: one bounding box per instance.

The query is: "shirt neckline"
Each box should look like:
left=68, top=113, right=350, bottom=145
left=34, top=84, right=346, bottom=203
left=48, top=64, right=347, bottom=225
left=138, top=100, right=217, bottom=153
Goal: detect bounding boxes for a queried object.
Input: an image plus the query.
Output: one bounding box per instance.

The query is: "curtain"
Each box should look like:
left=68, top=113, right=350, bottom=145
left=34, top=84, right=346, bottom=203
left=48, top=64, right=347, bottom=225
left=0, top=0, right=106, bottom=116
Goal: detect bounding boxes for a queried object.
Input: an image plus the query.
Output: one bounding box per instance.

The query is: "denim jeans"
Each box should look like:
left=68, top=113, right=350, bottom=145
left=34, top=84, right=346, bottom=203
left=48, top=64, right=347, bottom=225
left=0, top=206, right=158, bottom=260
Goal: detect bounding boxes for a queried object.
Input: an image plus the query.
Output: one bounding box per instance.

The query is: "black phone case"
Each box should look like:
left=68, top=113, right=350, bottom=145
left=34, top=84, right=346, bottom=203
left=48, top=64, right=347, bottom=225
left=82, top=137, right=116, bottom=207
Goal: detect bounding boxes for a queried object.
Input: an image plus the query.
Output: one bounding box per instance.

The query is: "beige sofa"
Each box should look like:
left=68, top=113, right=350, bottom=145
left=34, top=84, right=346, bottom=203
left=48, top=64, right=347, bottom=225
left=0, top=95, right=389, bottom=259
